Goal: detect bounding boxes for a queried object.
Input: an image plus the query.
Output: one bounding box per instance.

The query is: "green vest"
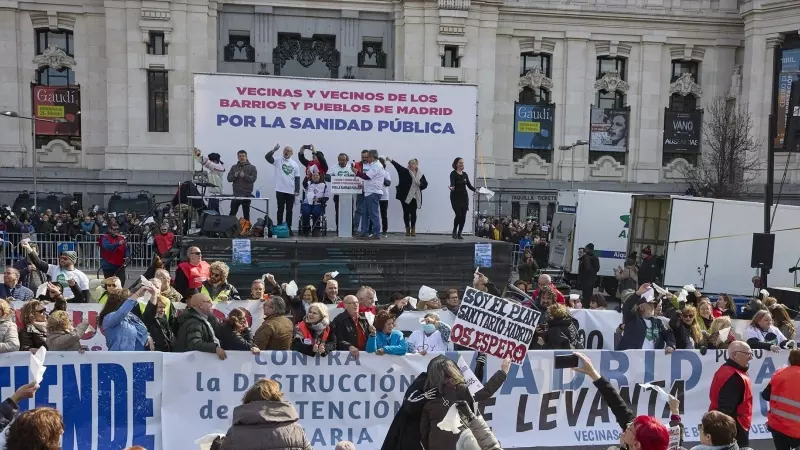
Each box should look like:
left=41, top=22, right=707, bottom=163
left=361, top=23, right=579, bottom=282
left=200, top=285, right=231, bottom=303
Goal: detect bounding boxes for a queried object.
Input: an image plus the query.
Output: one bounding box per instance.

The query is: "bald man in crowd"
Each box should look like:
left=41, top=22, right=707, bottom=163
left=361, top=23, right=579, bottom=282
left=174, top=293, right=226, bottom=360
left=709, top=340, right=753, bottom=448
left=174, top=246, right=210, bottom=298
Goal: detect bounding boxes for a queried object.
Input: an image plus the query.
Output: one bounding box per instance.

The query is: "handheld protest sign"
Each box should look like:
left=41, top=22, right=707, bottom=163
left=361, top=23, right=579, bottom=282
left=450, top=286, right=541, bottom=365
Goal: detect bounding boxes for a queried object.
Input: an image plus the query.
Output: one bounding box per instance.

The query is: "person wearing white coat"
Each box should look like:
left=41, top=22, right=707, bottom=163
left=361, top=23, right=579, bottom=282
left=379, top=158, right=392, bottom=237
left=300, top=170, right=329, bottom=236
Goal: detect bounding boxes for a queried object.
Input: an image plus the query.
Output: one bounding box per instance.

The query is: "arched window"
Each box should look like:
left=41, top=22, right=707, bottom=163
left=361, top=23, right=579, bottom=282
left=519, top=53, right=551, bottom=104
left=35, top=29, right=75, bottom=86
left=596, top=56, right=626, bottom=109
left=669, top=60, right=699, bottom=112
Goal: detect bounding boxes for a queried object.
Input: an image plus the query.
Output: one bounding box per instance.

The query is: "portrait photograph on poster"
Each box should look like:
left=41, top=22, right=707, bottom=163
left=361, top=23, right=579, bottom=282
left=589, top=107, right=629, bottom=152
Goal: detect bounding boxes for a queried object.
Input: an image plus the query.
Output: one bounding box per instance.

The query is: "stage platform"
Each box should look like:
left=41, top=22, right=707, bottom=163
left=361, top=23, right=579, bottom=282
left=180, top=234, right=513, bottom=299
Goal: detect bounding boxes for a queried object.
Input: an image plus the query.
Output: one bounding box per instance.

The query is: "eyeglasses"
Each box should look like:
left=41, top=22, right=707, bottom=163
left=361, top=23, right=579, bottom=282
left=190, top=252, right=202, bottom=255
left=36, top=309, right=46, bottom=314
left=734, top=350, right=754, bottom=359
left=682, top=315, right=695, bottom=319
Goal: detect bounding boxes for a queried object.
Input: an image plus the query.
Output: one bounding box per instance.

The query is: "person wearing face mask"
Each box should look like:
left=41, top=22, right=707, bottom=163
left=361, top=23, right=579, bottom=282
left=616, top=283, right=676, bottom=353
left=572, top=352, right=679, bottom=450
left=266, top=144, right=301, bottom=233
left=406, top=313, right=450, bottom=355
left=292, top=302, right=334, bottom=356
left=709, top=340, right=754, bottom=448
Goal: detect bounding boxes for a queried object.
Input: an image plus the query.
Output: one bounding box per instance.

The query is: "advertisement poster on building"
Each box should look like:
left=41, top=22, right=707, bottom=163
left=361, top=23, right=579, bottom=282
left=32, top=85, right=81, bottom=136
left=513, top=104, right=554, bottom=150
left=776, top=48, right=800, bottom=147
left=663, top=111, right=702, bottom=153
left=589, top=107, right=629, bottom=152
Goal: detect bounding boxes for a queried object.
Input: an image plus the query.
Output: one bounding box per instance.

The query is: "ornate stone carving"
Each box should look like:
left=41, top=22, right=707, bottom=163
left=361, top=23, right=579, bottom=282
left=357, top=42, right=386, bottom=69
left=438, top=0, right=470, bottom=10
left=224, top=40, right=255, bottom=63
left=728, top=65, right=742, bottom=99
left=33, top=45, right=76, bottom=70
left=518, top=67, right=553, bottom=92
left=589, top=155, right=625, bottom=178
left=669, top=73, right=703, bottom=98
left=272, top=34, right=340, bottom=78
left=514, top=153, right=551, bottom=178
left=37, top=139, right=80, bottom=166
left=593, top=70, right=629, bottom=94
left=663, top=158, right=691, bottom=180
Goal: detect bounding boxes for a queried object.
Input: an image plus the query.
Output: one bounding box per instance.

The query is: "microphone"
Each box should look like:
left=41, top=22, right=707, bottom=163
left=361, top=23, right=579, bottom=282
left=789, top=267, right=800, bottom=273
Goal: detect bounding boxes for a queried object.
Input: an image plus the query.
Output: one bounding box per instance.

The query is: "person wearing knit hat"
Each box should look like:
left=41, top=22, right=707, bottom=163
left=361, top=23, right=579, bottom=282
left=20, top=241, right=90, bottom=303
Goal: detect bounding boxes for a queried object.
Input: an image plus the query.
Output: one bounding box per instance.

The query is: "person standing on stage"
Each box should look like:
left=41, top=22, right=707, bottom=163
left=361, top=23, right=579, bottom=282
left=386, top=156, right=428, bottom=237
left=193, top=148, right=225, bottom=213
left=331, top=153, right=351, bottom=230
left=353, top=149, right=370, bottom=231
left=352, top=149, right=385, bottom=240
left=227, top=150, right=258, bottom=221
left=298, top=144, right=328, bottom=180
left=378, top=157, right=391, bottom=237
left=266, top=144, right=301, bottom=232
left=709, top=340, right=754, bottom=448
left=449, top=157, right=475, bottom=240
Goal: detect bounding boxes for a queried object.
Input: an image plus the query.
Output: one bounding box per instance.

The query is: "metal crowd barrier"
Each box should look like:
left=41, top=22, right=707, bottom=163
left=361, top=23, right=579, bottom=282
left=0, top=232, right=154, bottom=272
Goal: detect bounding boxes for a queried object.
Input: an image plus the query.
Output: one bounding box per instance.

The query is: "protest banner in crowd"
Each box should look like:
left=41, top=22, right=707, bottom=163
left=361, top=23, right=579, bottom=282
left=7, top=349, right=783, bottom=450
left=450, top=287, right=540, bottom=364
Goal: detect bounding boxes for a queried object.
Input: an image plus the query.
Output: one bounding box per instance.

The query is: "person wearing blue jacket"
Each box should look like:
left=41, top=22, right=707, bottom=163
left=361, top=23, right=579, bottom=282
left=98, top=286, right=156, bottom=351
left=367, top=310, right=407, bottom=355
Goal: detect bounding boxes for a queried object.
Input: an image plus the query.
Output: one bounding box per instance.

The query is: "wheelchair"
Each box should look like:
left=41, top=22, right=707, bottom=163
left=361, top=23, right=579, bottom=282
left=297, top=195, right=328, bottom=237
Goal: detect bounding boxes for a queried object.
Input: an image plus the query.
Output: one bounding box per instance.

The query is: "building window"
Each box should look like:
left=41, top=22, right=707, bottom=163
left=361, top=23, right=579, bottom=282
left=519, top=53, right=552, bottom=104
left=596, top=56, right=626, bottom=109
left=669, top=60, right=699, bottom=112
left=36, top=29, right=73, bottom=56
left=442, top=46, right=459, bottom=68
left=224, top=32, right=255, bottom=62
left=147, top=70, right=169, bottom=133
left=147, top=31, right=167, bottom=55
left=358, top=41, right=386, bottom=69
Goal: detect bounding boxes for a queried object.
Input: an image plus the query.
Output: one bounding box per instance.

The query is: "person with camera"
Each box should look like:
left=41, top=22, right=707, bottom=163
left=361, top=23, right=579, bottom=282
left=298, top=144, right=328, bottom=180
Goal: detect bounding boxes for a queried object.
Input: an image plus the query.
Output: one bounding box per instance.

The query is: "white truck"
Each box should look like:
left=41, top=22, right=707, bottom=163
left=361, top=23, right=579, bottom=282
left=627, top=195, right=800, bottom=296
left=548, top=190, right=633, bottom=290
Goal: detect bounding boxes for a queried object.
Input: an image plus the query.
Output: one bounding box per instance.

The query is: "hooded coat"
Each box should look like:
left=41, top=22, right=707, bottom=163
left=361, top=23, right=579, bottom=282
left=219, top=400, right=311, bottom=450
left=381, top=373, right=430, bottom=450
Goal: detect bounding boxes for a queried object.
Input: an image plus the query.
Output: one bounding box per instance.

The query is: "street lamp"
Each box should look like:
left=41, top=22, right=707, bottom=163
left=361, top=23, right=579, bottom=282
left=558, top=140, right=589, bottom=190
left=1, top=110, right=66, bottom=211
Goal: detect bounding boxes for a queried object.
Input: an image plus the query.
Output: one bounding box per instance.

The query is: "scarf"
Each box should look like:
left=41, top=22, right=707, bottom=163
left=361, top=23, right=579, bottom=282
left=309, top=318, right=330, bottom=332
left=405, top=168, right=424, bottom=208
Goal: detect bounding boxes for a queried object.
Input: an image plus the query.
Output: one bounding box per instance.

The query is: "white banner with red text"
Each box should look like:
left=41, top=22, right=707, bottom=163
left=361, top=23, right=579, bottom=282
left=2, top=350, right=786, bottom=449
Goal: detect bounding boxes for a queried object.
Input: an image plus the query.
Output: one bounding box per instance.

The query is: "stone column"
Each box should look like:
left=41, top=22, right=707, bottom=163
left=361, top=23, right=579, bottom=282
left=340, top=11, right=360, bottom=79
left=254, top=6, right=274, bottom=71
left=741, top=31, right=773, bottom=183
left=398, top=3, right=425, bottom=80
left=0, top=8, right=25, bottom=168
left=474, top=6, right=499, bottom=180
left=492, top=31, right=516, bottom=179
left=103, top=0, right=131, bottom=169
left=561, top=31, right=590, bottom=182
left=632, top=37, right=666, bottom=183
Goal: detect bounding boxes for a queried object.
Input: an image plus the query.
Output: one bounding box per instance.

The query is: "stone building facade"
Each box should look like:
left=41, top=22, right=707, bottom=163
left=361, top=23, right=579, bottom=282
left=0, top=0, right=798, bottom=218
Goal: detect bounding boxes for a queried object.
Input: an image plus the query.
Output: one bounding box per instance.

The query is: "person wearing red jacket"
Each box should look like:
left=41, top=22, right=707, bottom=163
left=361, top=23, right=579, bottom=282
left=709, top=340, right=753, bottom=449
left=531, top=274, right=565, bottom=305
left=153, top=222, right=175, bottom=257
left=174, top=246, right=210, bottom=299
left=337, top=286, right=378, bottom=315
left=762, top=349, right=800, bottom=450
left=98, top=224, right=130, bottom=284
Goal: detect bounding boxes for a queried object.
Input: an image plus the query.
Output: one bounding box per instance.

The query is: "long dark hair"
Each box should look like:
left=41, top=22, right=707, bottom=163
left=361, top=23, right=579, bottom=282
left=98, top=288, right=131, bottom=328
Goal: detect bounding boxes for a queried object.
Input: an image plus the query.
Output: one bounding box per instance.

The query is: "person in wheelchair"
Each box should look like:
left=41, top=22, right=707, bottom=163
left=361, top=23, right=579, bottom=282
left=300, top=169, right=329, bottom=237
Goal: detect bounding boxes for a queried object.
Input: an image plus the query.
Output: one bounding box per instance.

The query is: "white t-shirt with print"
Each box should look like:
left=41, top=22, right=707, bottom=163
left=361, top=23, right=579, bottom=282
left=640, top=319, right=656, bottom=350
left=46, top=265, right=90, bottom=300
left=745, top=325, right=786, bottom=346
left=272, top=157, right=300, bottom=194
